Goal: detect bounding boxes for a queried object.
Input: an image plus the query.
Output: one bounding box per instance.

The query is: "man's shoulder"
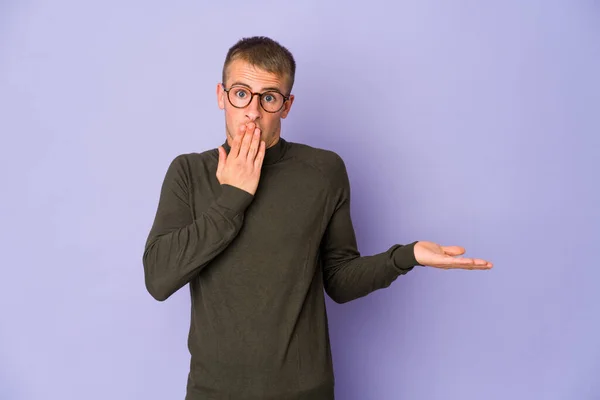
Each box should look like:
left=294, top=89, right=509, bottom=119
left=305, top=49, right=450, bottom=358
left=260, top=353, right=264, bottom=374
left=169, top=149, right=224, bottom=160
left=167, top=147, right=219, bottom=169
left=286, top=141, right=350, bottom=191
left=159, top=148, right=219, bottom=185
left=286, top=140, right=346, bottom=172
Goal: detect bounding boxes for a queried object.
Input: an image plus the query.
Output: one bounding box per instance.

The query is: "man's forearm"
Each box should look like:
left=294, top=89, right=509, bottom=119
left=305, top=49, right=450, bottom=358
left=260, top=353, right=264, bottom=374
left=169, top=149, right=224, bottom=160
left=143, top=184, right=253, bottom=301
left=322, top=242, right=419, bottom=304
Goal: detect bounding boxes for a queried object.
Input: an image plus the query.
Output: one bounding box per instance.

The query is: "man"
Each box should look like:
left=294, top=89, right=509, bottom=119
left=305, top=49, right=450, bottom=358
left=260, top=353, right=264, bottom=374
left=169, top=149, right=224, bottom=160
left=143, top=36, right=492, bottom=400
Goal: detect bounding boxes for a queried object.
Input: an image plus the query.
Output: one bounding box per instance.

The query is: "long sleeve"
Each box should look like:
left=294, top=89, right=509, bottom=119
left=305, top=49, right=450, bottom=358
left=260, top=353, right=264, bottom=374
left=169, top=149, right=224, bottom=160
left=142, top=155, right=253, bottom=301
left=320, top=155, right=421, bottom=304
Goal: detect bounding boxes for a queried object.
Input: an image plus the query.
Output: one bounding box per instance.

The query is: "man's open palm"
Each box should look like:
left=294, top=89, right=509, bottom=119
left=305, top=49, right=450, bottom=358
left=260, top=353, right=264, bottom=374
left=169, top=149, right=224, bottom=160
left=414, top=241, right=493, bottom=270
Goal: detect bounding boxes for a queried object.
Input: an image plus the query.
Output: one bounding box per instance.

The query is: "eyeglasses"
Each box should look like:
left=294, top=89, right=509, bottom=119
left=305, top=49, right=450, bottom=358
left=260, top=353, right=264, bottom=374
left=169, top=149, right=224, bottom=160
left=221, top=83, right=290, bottom=113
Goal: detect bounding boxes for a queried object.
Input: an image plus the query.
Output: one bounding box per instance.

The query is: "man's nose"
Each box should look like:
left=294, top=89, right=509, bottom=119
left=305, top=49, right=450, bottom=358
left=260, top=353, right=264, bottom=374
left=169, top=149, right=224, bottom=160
left=245, top=94, right=261, bottom=121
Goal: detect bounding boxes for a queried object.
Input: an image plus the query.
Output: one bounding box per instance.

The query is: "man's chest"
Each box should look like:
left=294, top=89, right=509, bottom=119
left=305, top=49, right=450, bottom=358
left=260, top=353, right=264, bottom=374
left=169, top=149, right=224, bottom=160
left=190, top=163, right=333, bottom=249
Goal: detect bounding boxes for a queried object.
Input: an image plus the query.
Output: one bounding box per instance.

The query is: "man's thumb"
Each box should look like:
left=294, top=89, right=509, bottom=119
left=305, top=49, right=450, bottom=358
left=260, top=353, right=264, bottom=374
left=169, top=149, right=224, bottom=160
left=442, top=246, right=466, bottom=256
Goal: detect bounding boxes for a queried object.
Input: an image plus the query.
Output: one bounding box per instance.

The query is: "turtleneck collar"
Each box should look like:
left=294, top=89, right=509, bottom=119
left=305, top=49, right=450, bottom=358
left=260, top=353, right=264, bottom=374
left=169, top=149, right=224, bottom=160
left=221, top=136, right=288, bottom=166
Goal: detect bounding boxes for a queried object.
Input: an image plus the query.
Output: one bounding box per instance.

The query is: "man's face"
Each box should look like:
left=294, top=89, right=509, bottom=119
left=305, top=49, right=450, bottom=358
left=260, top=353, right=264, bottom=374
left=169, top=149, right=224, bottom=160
left=217, top=58, right=294, bottom=148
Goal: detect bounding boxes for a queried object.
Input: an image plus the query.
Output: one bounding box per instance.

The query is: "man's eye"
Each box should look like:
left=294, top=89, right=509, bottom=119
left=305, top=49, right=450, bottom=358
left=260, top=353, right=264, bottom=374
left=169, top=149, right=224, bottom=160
left=235, top=90, right=247, bottom=98
left=264, top=95, right=274, bottom=102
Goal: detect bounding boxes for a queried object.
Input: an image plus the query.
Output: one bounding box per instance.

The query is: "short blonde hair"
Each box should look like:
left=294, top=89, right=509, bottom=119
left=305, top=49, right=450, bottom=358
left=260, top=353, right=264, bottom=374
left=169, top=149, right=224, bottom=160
left=222, top=36, right=296, bottom=94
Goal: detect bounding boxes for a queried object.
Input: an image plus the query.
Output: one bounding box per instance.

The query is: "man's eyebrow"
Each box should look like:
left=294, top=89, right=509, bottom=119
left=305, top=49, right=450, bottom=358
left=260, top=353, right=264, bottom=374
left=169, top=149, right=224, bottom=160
left=229, top=81, right=284, bottom=93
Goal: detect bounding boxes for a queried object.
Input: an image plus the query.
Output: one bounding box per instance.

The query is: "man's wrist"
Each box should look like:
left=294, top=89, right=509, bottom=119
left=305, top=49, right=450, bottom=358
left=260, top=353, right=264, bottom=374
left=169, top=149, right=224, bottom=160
left=392, top=241, right=423, bottom=271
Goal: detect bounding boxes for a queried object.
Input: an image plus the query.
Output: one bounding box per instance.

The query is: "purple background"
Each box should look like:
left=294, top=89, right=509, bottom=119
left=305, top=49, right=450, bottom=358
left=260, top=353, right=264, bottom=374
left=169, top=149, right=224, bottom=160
left=1, top=1, right=599, bottom=399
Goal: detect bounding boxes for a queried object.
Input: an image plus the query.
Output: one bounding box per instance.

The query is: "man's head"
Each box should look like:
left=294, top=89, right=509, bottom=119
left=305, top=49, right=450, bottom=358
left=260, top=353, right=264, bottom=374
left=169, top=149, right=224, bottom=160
left=217, top=36, right=296, bottom=148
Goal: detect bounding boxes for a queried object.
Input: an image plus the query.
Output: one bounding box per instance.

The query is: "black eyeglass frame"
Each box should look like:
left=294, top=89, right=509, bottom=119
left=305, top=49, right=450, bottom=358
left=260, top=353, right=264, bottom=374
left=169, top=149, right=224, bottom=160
left=221, top=83, right=290, bottom=113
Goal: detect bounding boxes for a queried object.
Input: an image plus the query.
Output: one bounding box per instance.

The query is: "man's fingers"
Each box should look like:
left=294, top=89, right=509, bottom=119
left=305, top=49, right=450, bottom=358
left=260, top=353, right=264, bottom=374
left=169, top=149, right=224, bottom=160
left=218, top=122, right=263, bottom=195
left=455, top=257, right=492, bottom=267
left=440, top=246, right=493, bottom=269
left=247, top=128, right=261, bottom=161
left=230, top=125, right=245, bottom=158
left=420, top=243, right=493, bottom=270
left=447, top=257, right=493, bottom=270
left=254, top=140, right=266, bottom=169
left=239, top=128, right=253, bottom=158
left=461, top=262, right=492, bottom=270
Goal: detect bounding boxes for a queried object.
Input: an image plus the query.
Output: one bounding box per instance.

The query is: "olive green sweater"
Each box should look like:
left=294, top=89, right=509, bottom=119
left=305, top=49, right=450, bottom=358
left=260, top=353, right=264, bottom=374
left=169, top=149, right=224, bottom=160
left=142, top=137, right=420, bottom=399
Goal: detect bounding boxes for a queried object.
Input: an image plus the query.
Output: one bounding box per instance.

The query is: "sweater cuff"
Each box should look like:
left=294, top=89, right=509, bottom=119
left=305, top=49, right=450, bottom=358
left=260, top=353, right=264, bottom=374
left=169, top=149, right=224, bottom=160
left=215, top=184, right=254, bottom=217
left=391, top=241, right=422, bottom=271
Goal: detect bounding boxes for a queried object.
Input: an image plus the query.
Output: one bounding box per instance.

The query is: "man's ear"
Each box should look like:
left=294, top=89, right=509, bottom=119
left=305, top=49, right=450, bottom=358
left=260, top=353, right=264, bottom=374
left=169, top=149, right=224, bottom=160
left=281, top=94, right=295, bottom=119
left=217, top=83, right=225, bottom=110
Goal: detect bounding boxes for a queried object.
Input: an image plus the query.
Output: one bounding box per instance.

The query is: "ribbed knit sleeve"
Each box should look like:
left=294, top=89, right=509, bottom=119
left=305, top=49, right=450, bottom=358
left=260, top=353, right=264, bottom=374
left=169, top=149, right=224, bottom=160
left=142, top=155, right=253, bottom=301
left=320, top=154, right=420, bottom=304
